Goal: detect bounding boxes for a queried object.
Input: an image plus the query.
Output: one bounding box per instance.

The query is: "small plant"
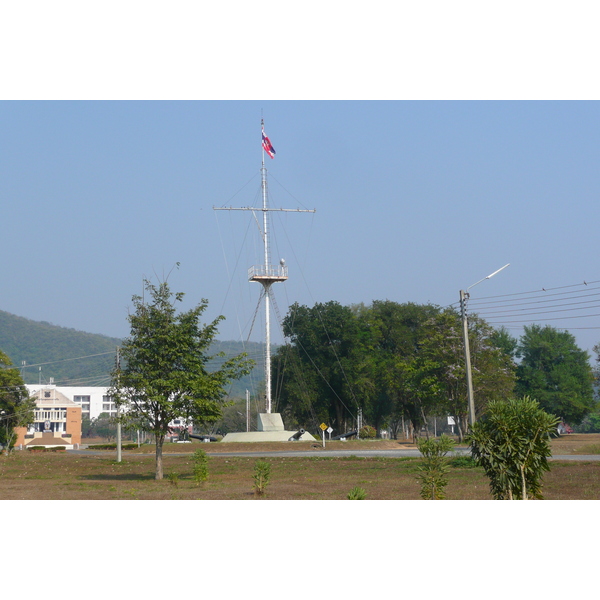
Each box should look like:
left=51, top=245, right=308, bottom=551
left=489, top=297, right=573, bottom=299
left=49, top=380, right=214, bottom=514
left=192, top=449, right=209, bottom=484
left=449, top=455, right=478, bottom=468
left=347, top=486, right=367, bottom=500
left=253, top=460, right=271, bottom=497
left=167, top=471, right=179, bottom=487
left=417, top=434, right=455, bottom=499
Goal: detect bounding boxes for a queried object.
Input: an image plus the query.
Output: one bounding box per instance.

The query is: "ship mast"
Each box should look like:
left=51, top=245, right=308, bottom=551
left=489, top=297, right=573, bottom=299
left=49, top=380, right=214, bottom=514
left=214, top=120, right=315, bottom=414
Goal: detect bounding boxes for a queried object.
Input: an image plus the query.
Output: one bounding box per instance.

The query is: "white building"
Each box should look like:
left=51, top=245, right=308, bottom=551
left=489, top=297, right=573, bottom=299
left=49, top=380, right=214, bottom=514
left=24, top=385, right=191, bottom=440
left=26, top=385, right=113, bottom=421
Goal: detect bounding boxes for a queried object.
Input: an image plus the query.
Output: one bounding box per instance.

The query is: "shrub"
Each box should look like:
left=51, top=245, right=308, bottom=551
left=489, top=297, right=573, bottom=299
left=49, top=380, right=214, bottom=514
left=27, top=446, right=66, bottom=453
left=359, top=425, right=376, bottom=439
left=449, top=455, right=478, bottom=468
left=88, top=443, right=138, bottom=450
left=192, top=449, right=209, bottom=484
left=253, top=460, right=271, bottom=497
left=416, top=434, right=455, bottom=499
left=467, top=396, right=560, bottom=500
left=347, top=486, right=367, bottom=500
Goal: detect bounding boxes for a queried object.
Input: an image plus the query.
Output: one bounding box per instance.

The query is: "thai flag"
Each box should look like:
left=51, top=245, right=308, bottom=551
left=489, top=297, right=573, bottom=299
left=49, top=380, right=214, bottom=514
left=262, top=125, right=276, bottom=159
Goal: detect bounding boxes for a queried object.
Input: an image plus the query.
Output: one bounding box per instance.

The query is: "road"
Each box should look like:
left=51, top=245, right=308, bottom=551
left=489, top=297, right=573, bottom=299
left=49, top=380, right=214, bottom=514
left=70, top=447, right=600, bottom=461
left=200, top=448, right=600, bottom=461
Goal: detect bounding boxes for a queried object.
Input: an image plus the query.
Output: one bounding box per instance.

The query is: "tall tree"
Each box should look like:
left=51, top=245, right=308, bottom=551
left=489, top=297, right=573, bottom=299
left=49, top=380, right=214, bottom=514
left=275, top=301, right=373, bottom=433
left=361, top=301, right=440, bottom=437
left=366, top=302, right=441, bottom=438
left=404, top=309, right=516, bottom=440
left=0, top=350, right=35, bottom=452
left=516, top=325, right=595, bottom=426
left=110, top=279, right=253, bottom=479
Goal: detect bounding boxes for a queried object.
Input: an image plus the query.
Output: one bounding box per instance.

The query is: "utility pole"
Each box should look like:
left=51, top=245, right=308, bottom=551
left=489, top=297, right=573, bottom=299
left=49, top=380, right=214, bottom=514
left=357, top=407, right=362, bottom=439
left=460, top=289, right=476, bottom=427
left=246, top=389, right=250, bottom=432
left=116, top=347, right=122, bottom=463
left=460, top=264, right=510, bottom=428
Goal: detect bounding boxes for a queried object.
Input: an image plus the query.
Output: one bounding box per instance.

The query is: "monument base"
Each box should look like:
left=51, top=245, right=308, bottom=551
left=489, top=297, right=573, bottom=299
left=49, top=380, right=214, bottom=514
left=220, top=430, right=316, bottom=442
left=221, top=413, right=316, bottom=443
left=257, top=412, right=284, bottom=432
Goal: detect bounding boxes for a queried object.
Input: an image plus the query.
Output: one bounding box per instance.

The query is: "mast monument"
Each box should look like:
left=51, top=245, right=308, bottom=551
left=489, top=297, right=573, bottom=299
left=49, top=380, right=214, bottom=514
left=214, top=120, right=315, bottom=438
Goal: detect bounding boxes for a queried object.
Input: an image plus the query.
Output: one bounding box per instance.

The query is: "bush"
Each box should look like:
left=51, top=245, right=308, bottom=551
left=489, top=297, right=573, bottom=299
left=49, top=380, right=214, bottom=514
left=416, top=435, right=455, bottom=499
left=449, top=455, right=478, bottom=469
left=88, top=443, right=138, bottom=450
left=467, top=396, right=560, bottom=500
left=359, top=425, right=377, bottom=439
left=253, top=460, right=271, bottom=497
left=347, top=486, right=367, bottom=500
left=192, top=449, right=209, bottom=484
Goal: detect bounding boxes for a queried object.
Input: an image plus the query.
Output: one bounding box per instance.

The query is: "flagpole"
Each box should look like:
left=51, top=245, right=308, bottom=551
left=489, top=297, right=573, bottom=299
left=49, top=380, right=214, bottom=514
left=260, top=119, right=272, bottom=413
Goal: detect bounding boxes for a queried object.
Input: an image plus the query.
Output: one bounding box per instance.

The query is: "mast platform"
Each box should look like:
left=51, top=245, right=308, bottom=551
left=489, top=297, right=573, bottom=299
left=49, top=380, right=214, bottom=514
left=248, top=264, right=288, bottom=283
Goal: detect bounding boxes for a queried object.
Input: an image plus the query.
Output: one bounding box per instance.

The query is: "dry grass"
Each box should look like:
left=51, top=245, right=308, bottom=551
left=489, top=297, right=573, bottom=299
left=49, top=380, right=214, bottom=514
left=2, top=434, right=600, bottom=500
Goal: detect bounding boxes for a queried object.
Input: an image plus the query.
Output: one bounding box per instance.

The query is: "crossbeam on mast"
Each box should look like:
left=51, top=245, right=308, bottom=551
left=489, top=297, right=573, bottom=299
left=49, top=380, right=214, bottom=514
left=214, top=207, right=315, bottom=212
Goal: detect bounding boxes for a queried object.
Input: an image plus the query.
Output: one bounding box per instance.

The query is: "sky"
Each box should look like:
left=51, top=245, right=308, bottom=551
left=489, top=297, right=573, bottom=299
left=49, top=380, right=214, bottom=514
left=2, top=100, right=600, bottom=358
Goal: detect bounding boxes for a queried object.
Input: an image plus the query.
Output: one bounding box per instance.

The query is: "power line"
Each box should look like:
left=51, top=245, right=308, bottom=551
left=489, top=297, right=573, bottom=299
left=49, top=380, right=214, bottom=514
left=1, top=351, right=116, bottom=371
left=487, top=312, right=600, bottom=325
left=474, top=300, right=600, bottom=319
left=471, top=279, right=600, bottom=302
left=468, top=287, right=600, bottom=310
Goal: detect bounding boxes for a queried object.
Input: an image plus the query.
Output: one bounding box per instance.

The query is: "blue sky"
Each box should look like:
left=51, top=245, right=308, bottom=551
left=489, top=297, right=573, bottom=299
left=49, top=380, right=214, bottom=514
left=2, top=100, right=600, bottom=357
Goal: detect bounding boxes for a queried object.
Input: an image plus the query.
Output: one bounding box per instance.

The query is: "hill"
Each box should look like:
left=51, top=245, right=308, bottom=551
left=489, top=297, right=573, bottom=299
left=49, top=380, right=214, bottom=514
left=0, top=309, right=266, bottom=397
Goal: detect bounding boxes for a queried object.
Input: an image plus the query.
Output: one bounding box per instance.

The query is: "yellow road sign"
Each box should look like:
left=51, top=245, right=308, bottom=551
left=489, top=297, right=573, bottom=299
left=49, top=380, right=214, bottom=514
left=320, top=423, right=328, bottom=431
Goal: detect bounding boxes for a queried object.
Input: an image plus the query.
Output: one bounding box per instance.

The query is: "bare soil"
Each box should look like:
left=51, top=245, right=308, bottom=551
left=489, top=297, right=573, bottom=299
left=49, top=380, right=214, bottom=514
left=1, top=433, right=599, bottom=500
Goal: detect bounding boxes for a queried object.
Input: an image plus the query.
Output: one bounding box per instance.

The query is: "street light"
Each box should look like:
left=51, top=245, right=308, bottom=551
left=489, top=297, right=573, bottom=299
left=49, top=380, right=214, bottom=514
left=460, top=263, right=510, bottom=427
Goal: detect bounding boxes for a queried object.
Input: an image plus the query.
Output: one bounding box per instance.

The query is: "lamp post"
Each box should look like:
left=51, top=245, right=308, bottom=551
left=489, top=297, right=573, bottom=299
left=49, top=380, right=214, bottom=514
left=460, top=263, right=510, bottom=427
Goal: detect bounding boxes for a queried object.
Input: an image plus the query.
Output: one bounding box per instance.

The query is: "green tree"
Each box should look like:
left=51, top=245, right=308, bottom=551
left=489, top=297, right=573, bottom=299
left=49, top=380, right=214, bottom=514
left=467, top=396, right=560, bottom=500
left=0, top=350, right=35, bottom=453
left=489, top=326, right=518, bottom=360
left=516, top=325, right=595, bottom=426
left=94, top=412, right=117, bottom=441
left=575, top=342, right=600, bottom=432
left=110, top=279, right=253, bottom=479
left=275, top=301, right=374, bottom=434
left=573, top=409, right=600, bottom=433
left=361, top=301, right=441, bottom=438
left=405, top=309, right=516, bottom=441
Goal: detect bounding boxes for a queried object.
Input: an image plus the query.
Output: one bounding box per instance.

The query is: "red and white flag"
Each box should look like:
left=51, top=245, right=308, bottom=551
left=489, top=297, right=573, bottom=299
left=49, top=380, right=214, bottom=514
left=262, top=124, right=276, bottom=159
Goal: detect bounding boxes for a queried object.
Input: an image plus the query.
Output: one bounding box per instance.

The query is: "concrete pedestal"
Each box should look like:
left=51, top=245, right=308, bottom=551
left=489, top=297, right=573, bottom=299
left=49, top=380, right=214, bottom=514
left=257, top=413, right=284, bottom=432
left=221, top=413, right=316, bottom=443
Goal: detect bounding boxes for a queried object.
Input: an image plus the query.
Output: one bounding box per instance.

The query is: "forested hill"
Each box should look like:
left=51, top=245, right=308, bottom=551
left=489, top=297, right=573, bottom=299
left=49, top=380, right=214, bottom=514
left=0, top=309, right=265, bottom=396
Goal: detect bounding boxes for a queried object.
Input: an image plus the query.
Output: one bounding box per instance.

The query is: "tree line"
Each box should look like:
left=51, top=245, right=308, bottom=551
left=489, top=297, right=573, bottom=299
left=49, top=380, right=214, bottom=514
left=272, top=300, right=598, bottom=440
